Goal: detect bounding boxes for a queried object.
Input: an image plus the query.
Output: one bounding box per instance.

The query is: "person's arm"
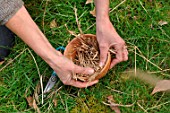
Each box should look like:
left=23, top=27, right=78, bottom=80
left=5, top=6, right=98, bottom=88
left=94, top=0, right=128, bottom=68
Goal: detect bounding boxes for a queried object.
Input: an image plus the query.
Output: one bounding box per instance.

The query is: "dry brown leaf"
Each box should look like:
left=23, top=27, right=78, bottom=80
left=34, top=83, right=41, bottom=104
left=68, top=30, right=77, bottom=36
left=26, top=96, right=41, bottom=113
left=107, top=95, right=121, bottom=113
left=152, top=80, right=170, bottom=95
left=90, top=8, right=96, bottom=17
left=50, top=19, right=57, bottom=29
left=0, top=61, right=4, bottom=65
left=64, top=24, right=77, bottom=36
left=26, top=96, right=34, bottom=107
left=103, top=95, right=135, bottom=112
left=86, top=0, right=93, bottom=4
left=53, top=98, right=57, bottom=107
left=158, top=20, right=168, bottom=26
left=33, top=98, right=41, bottom=113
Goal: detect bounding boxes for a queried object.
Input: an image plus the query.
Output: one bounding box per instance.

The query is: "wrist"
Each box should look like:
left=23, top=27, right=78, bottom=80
left=96, top=15, right=110, bottom=23
left=96, top=19, right=118, bottom=37
left=96, top=18, right=113, bottom=31
left=42, top=48, right=62, bottom=66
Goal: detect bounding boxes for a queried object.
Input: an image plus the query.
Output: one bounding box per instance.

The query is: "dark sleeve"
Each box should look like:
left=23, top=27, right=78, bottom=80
left=0, top=0, right=24, bottom=25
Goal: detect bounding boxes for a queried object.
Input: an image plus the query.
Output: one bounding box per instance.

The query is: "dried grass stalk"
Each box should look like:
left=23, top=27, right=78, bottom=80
left=73, top=36, right=101, bottom=81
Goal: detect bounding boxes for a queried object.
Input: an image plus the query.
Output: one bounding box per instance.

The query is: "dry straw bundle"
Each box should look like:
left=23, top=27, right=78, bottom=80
left=64, top=34, right=111, bottom=82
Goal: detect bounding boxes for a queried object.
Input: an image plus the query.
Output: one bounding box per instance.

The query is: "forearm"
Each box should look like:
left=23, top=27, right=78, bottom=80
left=5, top=6, right=61, bottom=63
left=94, top=0, right=127, bottom=68
left=94, top=0, right=117, bottom=34
left=94, top=0, right=110, bottom=21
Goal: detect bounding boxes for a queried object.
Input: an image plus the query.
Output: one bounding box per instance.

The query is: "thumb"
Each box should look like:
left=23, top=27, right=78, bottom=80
left=74, top=65, right=94, bottom=75
left=99, top=45, right=109, bottom=67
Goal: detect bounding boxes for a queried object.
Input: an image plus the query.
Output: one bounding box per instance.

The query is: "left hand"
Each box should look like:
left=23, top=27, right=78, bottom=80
left=96, top=19, right=128, bottom=69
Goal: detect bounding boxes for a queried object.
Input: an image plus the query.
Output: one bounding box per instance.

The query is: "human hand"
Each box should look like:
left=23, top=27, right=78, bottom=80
left=47, top=51, right=99, bottom=88
left=96, top=19, right=128, bottom=69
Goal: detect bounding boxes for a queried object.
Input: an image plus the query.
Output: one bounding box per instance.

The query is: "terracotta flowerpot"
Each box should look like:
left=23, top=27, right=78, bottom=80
left=64, top=34, right=111, bottom=81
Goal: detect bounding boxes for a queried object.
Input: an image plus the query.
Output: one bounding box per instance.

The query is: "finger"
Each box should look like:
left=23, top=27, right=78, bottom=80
left=110, top=48, right=128, bottom=68
left=69, top=79, right=99, bottom=88
left=99, top=45, right=109, bottom=67
left=110, top=49, right=123, bottom=68
left=110, top=58, right=121, bottom=69
left=123, top=49, right=128, bottom=61
left=74, top=65, right=94, bottom=75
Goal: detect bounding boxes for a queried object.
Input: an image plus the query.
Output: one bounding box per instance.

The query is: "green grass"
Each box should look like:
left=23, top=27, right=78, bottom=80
left=0, top=0, right=170, bottom=112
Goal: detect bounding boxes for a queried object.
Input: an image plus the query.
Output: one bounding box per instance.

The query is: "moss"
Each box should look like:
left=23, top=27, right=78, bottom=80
left=70, top=95, right=111, bottom=113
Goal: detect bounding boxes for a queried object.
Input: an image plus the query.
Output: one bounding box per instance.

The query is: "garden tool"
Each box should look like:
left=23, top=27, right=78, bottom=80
left=43, top=46, right=65, bottom=93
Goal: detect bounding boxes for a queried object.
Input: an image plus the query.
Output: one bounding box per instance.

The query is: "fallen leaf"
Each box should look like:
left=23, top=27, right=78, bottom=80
left=86, top=0, right=93, bottom=4
left=68, top=30, right=77, bottom=36
left=90, top=8, right=96, bottom=17
left=158, top=20, right=168, bottom=26
left=64, top=24, right=77, bottom=36
left=0, top=61, right=4, bottom=65
left=53, top=98, right=57, bottom=107
left=50, top=19, right=57, bottom=29
left=26, top=96, right=34, bottom=107
left=152, top=80, right=170, bottom=94
left=33, top=98, right=41, bottom=113
left=150, top=24, right=154, bottom=29
left=26, top=96, right=41, bottom=113
left=34, top=83, right=41, bottom=104
left=107, top=95, right=121, bottom=113
left=103, top=95, right=135, bottom=113
left=133, top=16, right=137, bottom=20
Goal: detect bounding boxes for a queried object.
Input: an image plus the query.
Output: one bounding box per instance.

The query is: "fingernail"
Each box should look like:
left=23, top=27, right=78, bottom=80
left=88, top=69, right=94, bottom=74
left=99, top=62, right=104, bottom=68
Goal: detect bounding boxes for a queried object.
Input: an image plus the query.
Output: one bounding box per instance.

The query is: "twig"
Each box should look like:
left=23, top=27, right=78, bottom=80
left=84, top=23, right=96, bottom=33
left=27, top=49, right=44, bottom=104
left=105, top=86, right=133, bottom=95
left=138, top=0, right=150, bottom=17
left=0, top=48, right=27, bottom=72
left=130, top=46, right=163, bottom=71
left=74, top=6, right=83, bottom=34
left=109, top=49, right=116, bottom=54
left=155, top=93, right=165, bottom=106
left=102, top=101, right=135, bottom=107
left=64, top=24, right=77, bottom=37
left=138, top=0, right=170, bottom=40
left=135, top=46, right=137, bottom=76
left=137, top=102, right=148, bottom=113
left=135, top=52, right=162, bottom=70
left=148, top=69, right=170, bottom=74
left=42, top=0, right=50, bottom=34
left=110, top=0, right=127, bottom=13
left=146, top=101, right=170, bottom=111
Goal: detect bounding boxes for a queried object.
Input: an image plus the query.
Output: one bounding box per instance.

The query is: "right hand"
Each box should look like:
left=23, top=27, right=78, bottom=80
left=96, top=20, right=128, bottom=69
left=47, top=51, right=99, bottom=88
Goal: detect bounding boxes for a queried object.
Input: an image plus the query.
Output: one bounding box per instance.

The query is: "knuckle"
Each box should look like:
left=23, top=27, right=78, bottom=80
left=63, top=80, right=69, bottom=85
left=117, top=57, right=123, bottom=62
left=99, top=44, right=108, bottom=49
left=118, top=41, right=126, bottom=46
left=124, top=57, right=128, bottom=61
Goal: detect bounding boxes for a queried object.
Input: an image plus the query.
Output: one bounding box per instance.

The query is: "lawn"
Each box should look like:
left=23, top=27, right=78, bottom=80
left=0, top=0, right=170, bottom=112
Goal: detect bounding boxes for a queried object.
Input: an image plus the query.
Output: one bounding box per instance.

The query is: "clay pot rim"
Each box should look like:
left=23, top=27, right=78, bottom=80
left=64, top=34, right=111, bottom=81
